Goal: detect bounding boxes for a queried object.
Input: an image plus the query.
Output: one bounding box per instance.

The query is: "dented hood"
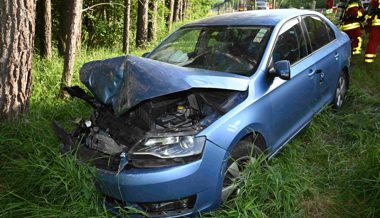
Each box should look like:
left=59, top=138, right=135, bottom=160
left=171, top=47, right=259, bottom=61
left=80, top=55, right=250, bottom=116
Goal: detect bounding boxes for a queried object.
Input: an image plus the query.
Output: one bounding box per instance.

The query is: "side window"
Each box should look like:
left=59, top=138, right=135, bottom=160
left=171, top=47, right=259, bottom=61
left=272, top=19, right=308, bottom=65
left=302, top=16, right=332, bottom=51
left=325, top=22, right=336, bottom=41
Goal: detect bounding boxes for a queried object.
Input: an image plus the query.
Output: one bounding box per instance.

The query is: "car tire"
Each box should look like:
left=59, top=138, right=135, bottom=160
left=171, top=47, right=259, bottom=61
left=221, top=138, right=263, bottom=204
left=332, top=71, right=348, bottom=111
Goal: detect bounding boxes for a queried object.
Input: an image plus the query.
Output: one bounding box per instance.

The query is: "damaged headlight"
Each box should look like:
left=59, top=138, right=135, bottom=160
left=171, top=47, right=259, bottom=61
left=129, top=136, right=206, bottom=168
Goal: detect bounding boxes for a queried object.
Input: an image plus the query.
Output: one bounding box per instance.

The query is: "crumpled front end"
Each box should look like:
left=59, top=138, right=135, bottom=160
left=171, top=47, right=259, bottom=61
left=54, top=86, right=247, bottom=170
left=79, top=55, right=249, bottom=116
left=53, top=55, right=249, bottom=216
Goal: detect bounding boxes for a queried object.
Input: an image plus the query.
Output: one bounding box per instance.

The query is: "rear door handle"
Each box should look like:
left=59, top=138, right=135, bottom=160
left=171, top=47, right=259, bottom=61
left=308, top=69, right=315, bottom=77
left=334, top=53, right=340, bottom=60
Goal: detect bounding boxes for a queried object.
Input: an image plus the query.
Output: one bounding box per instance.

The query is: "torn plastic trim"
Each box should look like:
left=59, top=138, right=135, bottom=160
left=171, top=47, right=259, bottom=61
left=52, top=121, right=75, bottom=154
left=53, top=120, right=125, bottom=171
left=80, top=55, right=250, bottom=116
left=64, top=86, right=101, bottom=108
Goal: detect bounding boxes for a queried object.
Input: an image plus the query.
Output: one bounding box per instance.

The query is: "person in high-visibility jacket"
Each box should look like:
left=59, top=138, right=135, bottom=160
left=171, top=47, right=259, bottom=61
left=340, top=0, right=365, bottom=55
left=364, top=0, right=380, bottom=63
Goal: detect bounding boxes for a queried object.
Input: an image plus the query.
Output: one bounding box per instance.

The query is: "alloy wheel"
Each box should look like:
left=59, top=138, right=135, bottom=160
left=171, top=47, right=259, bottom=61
left=335, top=75, right=347, bottom=108
left=221, top=156, right=255, bottom=203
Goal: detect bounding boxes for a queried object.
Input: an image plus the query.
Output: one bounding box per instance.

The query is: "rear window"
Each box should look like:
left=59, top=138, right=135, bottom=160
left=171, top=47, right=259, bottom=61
left=302, top=16, right=333, bottom=51
left=273, top=19, right=308, bottom=65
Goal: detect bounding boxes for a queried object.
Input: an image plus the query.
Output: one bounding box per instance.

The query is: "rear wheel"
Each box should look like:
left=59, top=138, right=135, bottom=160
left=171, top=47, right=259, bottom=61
left=221, top=138, right=263, bottom=203
left=332, top=72, right=348, bottom=110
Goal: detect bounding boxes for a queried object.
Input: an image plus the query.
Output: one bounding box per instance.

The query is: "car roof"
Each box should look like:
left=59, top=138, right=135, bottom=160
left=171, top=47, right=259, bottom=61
left=183, top=9, right=319, bottom=27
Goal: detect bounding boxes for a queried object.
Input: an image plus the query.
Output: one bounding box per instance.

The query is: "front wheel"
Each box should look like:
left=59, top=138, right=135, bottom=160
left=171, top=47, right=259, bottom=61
left=332, top=72, right=348, bottom=110
left=221, top=139, right=262, bottom=203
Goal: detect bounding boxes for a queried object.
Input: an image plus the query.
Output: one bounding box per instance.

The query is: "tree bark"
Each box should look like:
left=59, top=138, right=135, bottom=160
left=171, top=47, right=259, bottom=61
left=76, top=16, right=82, bottom=56
left=0, top=0, right=36, bottom=119
left=136, top=0, right=149, bottom=48
left=182, top=0, right=187, bottom=20
left=57, top=0, right=72, bottom=56
left=43, top=0, right=52, bottom=59
left=167, top=0, right=175, bottom=32
left=123, top=0, right=131, bottom=53
left=178, top=0, right=183, bottom=21
left=148, top=0, right=158, bottom=42
left=60, top=0, right=83, bottom=97
left=174, top=0, right=180, bottom=22
left=75, top=0, right=84, bottom=54
left=83, top=0, right=95, bottom=47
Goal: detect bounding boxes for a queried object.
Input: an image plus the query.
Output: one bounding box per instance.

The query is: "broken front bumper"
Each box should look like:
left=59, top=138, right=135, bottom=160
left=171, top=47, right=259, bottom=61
left=53, top=121, right=227, bottom=216
left=97, top=140, right=227, bottom=217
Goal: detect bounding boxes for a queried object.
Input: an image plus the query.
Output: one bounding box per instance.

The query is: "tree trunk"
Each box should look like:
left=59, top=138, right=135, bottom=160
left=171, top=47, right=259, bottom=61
left=57, top=0, right=72, bottom=56
left=83, top=0, right=95, bottom=47
left=182, top=0, right=187, bottom=20
left=167, top=0, right=175, bottom=31
left=174, top=0, right=180, bottom=22
left=178, top=0, right=183, bottom=21
left=60, top=0, right=83, bottom=97
left=148, top=0, right=158, bottom=42
left=43, top=0, right=52, bottom=59
left=76, top=17, right=82, bottom=56
left=136, top=0, right=149, bottom=48
left=123, top=0, right=131, bottom=53
left=0, top=0, right=36, bottom=120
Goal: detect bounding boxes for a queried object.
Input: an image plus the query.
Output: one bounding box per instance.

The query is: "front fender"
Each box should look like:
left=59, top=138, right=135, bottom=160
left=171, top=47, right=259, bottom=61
left=198, top=97, right=273, bottom=152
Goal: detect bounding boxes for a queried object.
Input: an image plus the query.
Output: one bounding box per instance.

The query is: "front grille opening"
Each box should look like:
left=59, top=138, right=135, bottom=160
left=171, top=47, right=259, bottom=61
left=138, top=195, right=196, bottom=214
left=103, top=194, right=197, bottom=216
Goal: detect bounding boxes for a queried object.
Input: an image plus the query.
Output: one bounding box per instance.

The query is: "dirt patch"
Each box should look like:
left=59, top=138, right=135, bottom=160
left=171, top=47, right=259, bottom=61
left=303, top=195, right=335, bottom=218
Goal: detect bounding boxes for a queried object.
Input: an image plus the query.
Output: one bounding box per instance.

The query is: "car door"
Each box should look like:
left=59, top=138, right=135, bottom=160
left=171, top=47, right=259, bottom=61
left=301, top=15, right=341, bottom=112
left=268, top=18, right=316, bottom=150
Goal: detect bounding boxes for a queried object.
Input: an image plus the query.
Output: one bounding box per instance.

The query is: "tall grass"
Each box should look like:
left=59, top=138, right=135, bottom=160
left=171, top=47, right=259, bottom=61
left=0, top=48, right=154, bottom=217
left=0, top=47, right=379, bottom=217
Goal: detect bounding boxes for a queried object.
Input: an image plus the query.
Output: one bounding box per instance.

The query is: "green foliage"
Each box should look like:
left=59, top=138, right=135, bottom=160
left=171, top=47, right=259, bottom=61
left=278, top=0, right=311, bottom=8
left=188, top=0, right=220, bottom=19
left=47, top=0, right=220, bottom=49
left=0, top=50, right=118, bottom=217
left=82, top=0, right=127, bottom=48
left=277, top=0, right=326, bottom=9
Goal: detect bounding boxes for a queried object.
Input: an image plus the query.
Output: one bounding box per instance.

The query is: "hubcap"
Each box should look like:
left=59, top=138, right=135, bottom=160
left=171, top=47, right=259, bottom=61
left=221, top=156, right=255, bottom=203
left=335, top=76, right=346, bottom=108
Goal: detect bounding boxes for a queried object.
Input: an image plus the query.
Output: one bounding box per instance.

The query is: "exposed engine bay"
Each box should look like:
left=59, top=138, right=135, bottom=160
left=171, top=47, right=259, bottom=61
left=53, top=86, right=247, bottom=171
left=53, top=55, right=249, bottom=172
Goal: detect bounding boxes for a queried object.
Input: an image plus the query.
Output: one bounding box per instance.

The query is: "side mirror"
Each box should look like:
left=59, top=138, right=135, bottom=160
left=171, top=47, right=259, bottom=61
left=142, top=52, right=150, bottom=58
left=269, top=60, right=291, bottom=80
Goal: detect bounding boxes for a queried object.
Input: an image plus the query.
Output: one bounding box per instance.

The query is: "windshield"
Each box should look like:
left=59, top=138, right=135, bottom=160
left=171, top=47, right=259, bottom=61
left=149, top=26, right=272, bottom=76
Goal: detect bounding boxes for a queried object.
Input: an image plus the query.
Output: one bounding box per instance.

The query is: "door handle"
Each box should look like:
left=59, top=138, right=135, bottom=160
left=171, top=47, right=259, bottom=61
left=334, top=53, right=340, bottom=60
left=308, top=69, right=315, bottom=77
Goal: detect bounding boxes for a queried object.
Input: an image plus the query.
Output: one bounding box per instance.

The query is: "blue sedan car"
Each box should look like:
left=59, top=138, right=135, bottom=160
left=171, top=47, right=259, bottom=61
left=54, top=9, right=351, bottom=217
